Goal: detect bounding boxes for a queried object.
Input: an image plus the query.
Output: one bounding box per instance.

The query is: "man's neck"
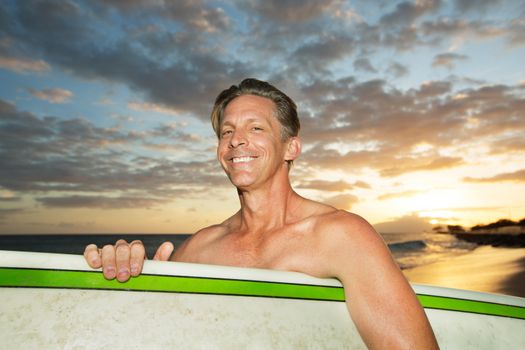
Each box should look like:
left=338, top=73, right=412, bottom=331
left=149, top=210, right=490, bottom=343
left=236, top=178, right=300, bottom=235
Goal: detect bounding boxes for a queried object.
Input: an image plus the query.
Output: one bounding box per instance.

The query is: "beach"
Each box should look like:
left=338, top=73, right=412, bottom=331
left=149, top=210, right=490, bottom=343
left=403, top=245, right=525, bottom=298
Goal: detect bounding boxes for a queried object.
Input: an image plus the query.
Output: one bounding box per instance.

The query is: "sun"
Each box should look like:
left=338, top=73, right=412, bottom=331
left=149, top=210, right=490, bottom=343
left=419, top=210, right=456, bottom=220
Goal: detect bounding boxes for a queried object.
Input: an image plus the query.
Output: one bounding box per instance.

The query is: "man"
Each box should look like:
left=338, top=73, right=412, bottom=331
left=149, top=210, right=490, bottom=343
left=84, top=78, right=439, bottom=349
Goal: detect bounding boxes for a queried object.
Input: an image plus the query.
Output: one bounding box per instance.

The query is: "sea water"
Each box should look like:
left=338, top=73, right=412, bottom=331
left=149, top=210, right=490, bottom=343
left=0, top=232, right=477, bottom=270
left=0, top=234, right=191, bottom=260
left=382, top=231, right=477, bottom=269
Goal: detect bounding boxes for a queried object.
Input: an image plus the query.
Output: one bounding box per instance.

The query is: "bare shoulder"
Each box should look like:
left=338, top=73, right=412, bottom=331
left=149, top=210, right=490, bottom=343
left=302, top=198, right=379, bottom=241
left=170, top=222, right=229, bottom=262
left=191, top=222, right=229, bottom=244
left=292, top=196, right=385, bottom=253
left=311, top=209, right=394, bottom=275
left=327, top=210, right=388, bottom=249
left=295, top=197, right=382, bottom=246
left=319, top=209, right=377, bottom=237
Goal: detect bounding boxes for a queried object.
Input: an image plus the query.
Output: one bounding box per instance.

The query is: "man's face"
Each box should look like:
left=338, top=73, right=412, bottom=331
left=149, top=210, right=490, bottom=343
left=217, top=94, right=290, bottom=190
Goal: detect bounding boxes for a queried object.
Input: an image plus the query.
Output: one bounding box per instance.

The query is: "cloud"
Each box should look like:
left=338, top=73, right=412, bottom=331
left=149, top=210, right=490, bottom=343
left=288, top=33, right=355, bottom=75
left=490, top=136, right=525, bottom=154
left=380, top=156, right=464, bottom=177
left=432, top=52, right=468, bottom=69
left=322, top=193, right=359, bottom=210
left=296, top=179, right=358, bottom=192
left=373, top=214, right=433, bottom=234
left=96, top=95, right=114, bottom=106
left=0, top=1, right=249, bottom=121
left=0, top=34, right=50, bottom=73
left=56, top=221, right=96, bottom=229
left=386, top=61, right=409, bottom=78
left=463, top=169, right=525, bottom=183
left=0, top=55, right=50, bottom=73
left=380, top=0, right=441, bottom=27
left=1, top=0, right=521, bottom=127
left=416, top=81, right=452, bottom=98
left=27, top=87, right=73, bottom=103
left=0, top=98, right=229, bottom=208
left=296, top=77, right=524, bottom=177
left=128, top=101, right=181, bottom=115
left=421, top=18, right=508, bottom=45
left=104, top=0, right=231, bottom=33
left=0, top=188, right=19, bottom=201
left=354, top=181, right=371, bottom=189
left=354, top=57, right=377, bottom=73
left=0, top=207, right=25, bottom=221
left=454, top=0, right=502, bottom=13
left=508, top=18, right=525, bottom=46
left=245, top=0, right=344, bottom=23
left=1, top=0, right=524, bottom=221
left=377, top=190, right=423, bottom=201
left=36, top=195, right=169, bottom=209
left=0, top=197, right=20, bottom=202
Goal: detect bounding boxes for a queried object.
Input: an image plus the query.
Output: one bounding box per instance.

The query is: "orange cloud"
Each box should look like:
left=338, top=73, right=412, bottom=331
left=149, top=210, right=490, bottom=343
left=28, top=88, right=73, bottom=104
left=0, top=55, right=50, bottom=73
left=464, top=169, right=525, bottom=183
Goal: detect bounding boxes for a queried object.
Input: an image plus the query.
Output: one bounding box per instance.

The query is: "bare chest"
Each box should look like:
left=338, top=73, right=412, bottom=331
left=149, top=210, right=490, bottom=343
left=183, top=226, right=321, bottom=274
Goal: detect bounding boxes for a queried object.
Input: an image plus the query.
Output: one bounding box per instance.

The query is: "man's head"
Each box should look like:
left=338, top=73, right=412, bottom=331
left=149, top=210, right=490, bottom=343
left=211, top=78, right=300, bottom=141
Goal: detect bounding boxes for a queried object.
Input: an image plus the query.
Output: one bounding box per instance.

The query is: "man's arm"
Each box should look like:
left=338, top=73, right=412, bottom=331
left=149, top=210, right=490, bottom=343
left=321, top=212, right=439, bottom=349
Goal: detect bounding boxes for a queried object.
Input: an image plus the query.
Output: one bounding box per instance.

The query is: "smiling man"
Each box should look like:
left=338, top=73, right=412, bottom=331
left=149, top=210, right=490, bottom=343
left=84, top=78, right=438, bottom=349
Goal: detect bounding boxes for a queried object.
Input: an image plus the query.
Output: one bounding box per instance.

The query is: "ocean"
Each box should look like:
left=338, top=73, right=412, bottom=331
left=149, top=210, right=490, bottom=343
left=382, top=231, right=477, bottom=269
left=0, top=232, right=477, bottom=270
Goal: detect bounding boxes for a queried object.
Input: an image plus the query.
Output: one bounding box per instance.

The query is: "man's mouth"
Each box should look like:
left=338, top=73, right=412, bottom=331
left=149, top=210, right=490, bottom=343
left=231, top=156, right=257, bottom=163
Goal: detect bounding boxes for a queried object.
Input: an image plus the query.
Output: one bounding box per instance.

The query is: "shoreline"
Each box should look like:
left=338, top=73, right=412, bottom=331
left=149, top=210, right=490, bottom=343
left=403, top=245, right=525, bottom=298
left=453, top=232, right=525, bottom=247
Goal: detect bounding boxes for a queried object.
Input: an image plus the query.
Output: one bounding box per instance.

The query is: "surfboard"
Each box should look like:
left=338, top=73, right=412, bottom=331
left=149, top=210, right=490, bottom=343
left=1, top=250, right=524, bottom=349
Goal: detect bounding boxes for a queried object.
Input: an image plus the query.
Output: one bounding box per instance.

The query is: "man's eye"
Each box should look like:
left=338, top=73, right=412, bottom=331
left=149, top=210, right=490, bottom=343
left=252, top=127, right=263, bottom=131
left=221, top=130, right=232, bottom=136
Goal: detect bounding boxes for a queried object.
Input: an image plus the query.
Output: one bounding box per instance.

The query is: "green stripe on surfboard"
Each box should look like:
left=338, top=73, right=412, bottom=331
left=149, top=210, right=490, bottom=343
left=418, top=294, right=525, bottom=320
left=0, top=267, right=343, bottom=301
left=1, top=267, right=524, bottom=320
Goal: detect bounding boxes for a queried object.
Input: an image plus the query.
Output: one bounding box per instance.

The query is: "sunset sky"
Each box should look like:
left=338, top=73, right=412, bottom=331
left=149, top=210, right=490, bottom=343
left=0, top=0, right=524, bottom=234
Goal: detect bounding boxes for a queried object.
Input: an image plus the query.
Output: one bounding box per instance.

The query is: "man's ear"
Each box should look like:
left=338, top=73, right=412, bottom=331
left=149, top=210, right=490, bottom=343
left=285, top=137, right=301, bottom=161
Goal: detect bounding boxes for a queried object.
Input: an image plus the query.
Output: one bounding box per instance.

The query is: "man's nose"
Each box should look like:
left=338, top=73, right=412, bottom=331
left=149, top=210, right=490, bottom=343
left=229, top=130, right=247, bottom=148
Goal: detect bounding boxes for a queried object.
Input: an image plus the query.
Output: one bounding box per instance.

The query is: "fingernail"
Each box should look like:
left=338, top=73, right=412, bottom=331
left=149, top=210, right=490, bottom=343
left=131, top=263, right=139, bottom=274
left=91, top=257, right=100, bottom=265
left=104, top=267, right=115, bottom=278
left=118, top=267, right=129, bottom=278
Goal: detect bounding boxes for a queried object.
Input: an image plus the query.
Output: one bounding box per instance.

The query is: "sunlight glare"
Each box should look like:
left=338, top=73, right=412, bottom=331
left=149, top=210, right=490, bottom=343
left=399, top=188, right=465, bottom=214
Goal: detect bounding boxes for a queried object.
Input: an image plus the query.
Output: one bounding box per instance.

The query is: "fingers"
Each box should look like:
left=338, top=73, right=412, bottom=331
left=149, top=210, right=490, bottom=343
left=89, top=239, right=146, bottom=282
left=129, top=240, right=146, bottom=277
left=84, top=244, right=102, bottom=268
left=153, top=241, right=174, bottom=261
left=83, top=239, right=158, bottom=282
left=115, top=239, right=132, bottom=282
left=101, top=243, right=117, bottom=280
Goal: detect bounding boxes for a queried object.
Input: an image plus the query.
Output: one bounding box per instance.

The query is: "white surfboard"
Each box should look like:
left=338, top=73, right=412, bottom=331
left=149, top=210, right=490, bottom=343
left=0, top=250, right=524, bottom=349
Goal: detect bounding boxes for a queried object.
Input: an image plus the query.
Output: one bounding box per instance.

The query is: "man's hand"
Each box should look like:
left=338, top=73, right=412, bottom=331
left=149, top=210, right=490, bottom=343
left=83, top=239, right=175, bottom=282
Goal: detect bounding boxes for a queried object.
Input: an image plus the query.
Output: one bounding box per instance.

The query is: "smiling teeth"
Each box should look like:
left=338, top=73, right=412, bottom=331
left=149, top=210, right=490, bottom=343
left=232, top=156, right=255, bottom=163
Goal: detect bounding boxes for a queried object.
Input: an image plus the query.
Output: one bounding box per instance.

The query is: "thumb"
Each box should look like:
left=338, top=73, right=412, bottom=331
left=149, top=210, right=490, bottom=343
left=153, top=241, right=174, bottom=261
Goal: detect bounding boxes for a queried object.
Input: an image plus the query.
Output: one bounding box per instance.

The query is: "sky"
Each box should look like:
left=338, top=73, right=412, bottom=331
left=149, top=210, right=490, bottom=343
left=0, top=0, right=524, bottom=234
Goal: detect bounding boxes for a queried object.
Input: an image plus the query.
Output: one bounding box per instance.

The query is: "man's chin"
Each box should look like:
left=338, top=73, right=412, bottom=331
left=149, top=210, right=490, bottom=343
left=228, top=176, right=256, bottom=190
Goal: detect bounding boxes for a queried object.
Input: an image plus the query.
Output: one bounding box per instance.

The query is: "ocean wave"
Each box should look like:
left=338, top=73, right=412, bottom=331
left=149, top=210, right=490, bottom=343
left=388, top=240, right=427, bottom=252
left=390, top=234, right=478, bottom=270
